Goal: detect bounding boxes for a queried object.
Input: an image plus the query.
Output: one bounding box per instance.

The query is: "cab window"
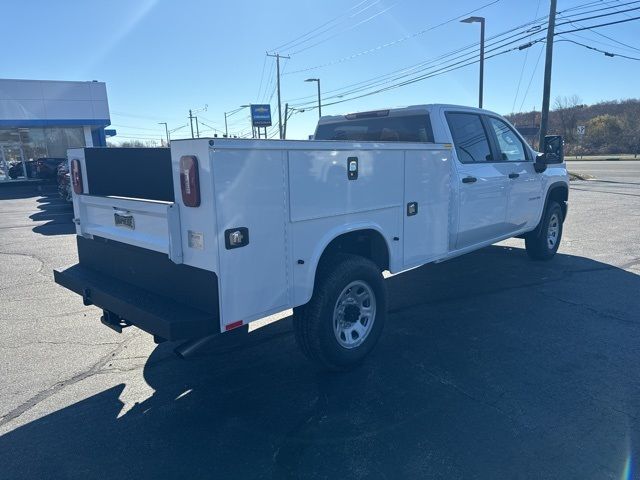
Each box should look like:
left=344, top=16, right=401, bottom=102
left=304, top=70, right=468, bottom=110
left=445, top=112, right=492, bottom=163
left=314, top=114, right=434, bottom=142
left=487, top=117, right=528, bottom=162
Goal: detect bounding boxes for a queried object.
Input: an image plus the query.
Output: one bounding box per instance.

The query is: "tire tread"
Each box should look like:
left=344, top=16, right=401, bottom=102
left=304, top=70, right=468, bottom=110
left=293, top=253, right=386, bottom=370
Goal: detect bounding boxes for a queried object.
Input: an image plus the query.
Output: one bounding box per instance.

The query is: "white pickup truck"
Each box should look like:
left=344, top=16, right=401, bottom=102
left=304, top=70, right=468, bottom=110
left=55, top=104, right=568, bottom=369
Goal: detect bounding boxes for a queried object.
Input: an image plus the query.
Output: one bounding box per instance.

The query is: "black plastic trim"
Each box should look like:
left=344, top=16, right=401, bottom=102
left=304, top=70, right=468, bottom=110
left=54, top=264, right=217, bottom=340
left=53, top=236, right=220, bottom=341
left=532, top=181, right=569, bottom=236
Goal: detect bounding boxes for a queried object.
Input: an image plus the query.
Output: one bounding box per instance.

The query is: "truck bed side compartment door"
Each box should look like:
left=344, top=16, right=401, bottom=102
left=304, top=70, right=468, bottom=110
left=213, top=149, right=290, bottom=330
left=402, top=149, right=451, bottom=267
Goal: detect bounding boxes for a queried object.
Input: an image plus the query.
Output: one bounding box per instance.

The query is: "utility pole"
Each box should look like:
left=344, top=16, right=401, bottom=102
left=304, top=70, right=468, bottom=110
left=158, top=122, right=169, bottom=146
left=283, top=103, right=289, bottom=139
left=267, top=52, right=290, bottom=139
left=539, top=0, right=557, bottom=151
left=188, top=105, right=207, bottom=139
left=195, top=117, right=200, bottom=138
left=479, top=19, right=485, bottom=109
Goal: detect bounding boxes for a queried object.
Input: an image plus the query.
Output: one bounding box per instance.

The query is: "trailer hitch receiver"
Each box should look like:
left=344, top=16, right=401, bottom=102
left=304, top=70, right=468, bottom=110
left=100, top=310, right=131, bottom=334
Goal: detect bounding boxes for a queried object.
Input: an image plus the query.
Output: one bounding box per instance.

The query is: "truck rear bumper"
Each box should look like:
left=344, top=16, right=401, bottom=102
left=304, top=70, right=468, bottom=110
left=54, top=236, right=219, bottom=341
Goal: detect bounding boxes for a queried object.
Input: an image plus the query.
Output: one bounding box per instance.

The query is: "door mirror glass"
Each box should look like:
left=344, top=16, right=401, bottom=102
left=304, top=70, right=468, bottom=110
left=543, top=135, right=564, bottom=164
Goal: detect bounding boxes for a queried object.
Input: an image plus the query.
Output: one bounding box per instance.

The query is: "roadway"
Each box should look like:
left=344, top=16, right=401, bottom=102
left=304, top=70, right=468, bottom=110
left=567, top=159, right=640, bottom=182
left=0, top=161, right=639, bottom=479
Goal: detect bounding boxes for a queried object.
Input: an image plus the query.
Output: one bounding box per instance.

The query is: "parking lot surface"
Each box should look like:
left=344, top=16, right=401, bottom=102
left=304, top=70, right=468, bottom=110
left=1, top=163, right=639, bottom=479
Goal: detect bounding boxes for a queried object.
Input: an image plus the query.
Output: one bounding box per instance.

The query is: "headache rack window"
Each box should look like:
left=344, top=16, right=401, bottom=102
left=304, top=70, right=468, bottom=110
left=315, top=114, right=434, bottom=142
left=83, top=147, right=174, bottom=202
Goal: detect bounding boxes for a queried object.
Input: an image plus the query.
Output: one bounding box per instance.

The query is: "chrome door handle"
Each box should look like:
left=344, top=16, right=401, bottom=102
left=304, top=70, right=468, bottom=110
left=508, top=173, right=520, bottom=179
left=462, top=176, right=477, bottom=184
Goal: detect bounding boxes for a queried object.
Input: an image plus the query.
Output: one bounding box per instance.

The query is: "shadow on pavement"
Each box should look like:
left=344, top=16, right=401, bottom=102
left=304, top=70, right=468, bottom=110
left=30, top=192, right=74, bottom=236
left=1, top=246, right=639, bottom=479
left=0, top=184, right=50, bottom=200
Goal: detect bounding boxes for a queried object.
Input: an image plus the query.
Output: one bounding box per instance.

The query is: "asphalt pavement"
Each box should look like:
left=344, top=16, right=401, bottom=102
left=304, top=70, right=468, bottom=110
left=567, top=159, right=640, bottom=183
left=0, top=163, right=639, bottom=480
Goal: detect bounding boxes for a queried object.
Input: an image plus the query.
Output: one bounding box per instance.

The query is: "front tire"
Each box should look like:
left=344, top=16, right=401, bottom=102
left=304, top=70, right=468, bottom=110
left=525, top=201, right=564, bottom=260
left=293, top=254, right=387, bottom=370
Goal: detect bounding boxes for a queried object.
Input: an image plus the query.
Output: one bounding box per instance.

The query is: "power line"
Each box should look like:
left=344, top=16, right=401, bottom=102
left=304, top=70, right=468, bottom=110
left=285, top=13, right=555, bottom=104
left=110, top=124, right=164, bottom=132
left=290, top=17, right=638, bottom=113
left=260, top=60, right=276, bottom=103
left=511, top=0, right=543, bottom=113
left=556, top=38, right=640, bottom=59
left=290, top=26, right=550, bottom=108
left=283, top=0, right=636, bottom=80
left=284, top=0, right=500, bottom=75
left=558, top=0, right=640, bottom=17
left=557, top=5, right=640, bottom=52
left=198, top=115, right=222, bottom=126
left=268, top=0, right=373, bottom=53
left=556, top=14, right=640, bottom=33
left=290, top=1, right=402, bottom=55
left=518, top=43, right=545, bottom=113
left=555, top=3, right=640, bottom=26
left=298, top=40, right=545, bottom=110
left=110, top=111, right=168, bottom=122
left=255, top=55, right=267, bottom=102
left=609, top=0, right=637, bottom=17
left=286, top=3, right=640, bottom=110
left=564, top=30, right=640, bottom=53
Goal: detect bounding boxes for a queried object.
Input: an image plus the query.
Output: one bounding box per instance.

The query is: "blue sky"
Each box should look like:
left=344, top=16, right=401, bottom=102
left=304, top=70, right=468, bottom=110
left=4, top=0, right=640, bottom=142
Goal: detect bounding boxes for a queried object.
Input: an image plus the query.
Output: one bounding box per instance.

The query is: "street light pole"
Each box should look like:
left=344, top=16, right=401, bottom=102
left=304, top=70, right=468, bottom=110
left=224, top=105, right=250, bottom=138
left=158, top=122, right=169, bottom=146
left=305, top=78, right=322, bottom=118
left=461, top=16, right=485, bottom=109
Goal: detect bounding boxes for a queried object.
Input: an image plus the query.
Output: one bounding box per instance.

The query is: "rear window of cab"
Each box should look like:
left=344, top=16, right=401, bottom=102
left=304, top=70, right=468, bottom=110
left=314, top=114, right=434, bottom=142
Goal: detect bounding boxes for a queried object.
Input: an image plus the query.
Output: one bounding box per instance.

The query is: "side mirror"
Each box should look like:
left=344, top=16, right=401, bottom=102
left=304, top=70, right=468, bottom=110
left=543, top=135, right=564, bottom=164
left=534, top=135, right=564, bottom=173
left=534, top=154, right=547, bottom=173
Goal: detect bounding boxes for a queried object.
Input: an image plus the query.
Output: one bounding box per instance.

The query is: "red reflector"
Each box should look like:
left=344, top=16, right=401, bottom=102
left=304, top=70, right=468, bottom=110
left=70, top=159, right=83, bottom=194
left=225, top=320, right=244, bottom=331
left=180, top=155, right=201, bottom=207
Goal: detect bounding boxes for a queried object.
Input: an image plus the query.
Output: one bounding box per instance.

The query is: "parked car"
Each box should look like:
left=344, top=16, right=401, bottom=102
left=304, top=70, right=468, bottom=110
left=8, top=160, right=37, bottom=179
left=57, top=162, right=72, bottom=202
left=35, top=157, right=67, bottom=179
left=55, top=104, right=568, bottom=370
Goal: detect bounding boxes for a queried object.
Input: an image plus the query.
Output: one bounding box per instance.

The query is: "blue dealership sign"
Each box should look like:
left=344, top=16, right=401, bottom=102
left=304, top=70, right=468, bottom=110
left=250, top=104, right=272, bottom=127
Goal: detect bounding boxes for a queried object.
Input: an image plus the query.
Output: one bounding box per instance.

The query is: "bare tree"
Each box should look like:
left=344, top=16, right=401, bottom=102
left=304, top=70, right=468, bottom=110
left=553, top=95, right=582, bottom=143
left=107, top=139, right=160, bottom=148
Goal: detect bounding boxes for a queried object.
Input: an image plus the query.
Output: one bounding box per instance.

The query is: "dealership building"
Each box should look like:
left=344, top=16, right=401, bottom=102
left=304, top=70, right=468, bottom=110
left=0, top=78, right=111, bottom=180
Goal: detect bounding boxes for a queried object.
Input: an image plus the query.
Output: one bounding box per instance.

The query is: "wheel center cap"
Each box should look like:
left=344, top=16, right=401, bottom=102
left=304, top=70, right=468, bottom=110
left=343, top=304, right=360, bottom=325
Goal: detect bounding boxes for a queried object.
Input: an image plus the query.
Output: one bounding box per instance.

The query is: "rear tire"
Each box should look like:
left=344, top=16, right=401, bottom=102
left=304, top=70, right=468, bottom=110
left=293, top=254, right=387, bottom=371
left=525, top=201, right=563, bottom=260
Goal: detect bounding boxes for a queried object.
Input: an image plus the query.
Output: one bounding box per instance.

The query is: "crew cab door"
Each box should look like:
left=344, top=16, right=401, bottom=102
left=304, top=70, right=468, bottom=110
left=485, top=115, right=543, bottom=231
left=445, top=111, right=510, bottom=249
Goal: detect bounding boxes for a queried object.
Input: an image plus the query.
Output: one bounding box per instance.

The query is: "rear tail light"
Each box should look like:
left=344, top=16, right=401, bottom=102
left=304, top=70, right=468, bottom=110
left=70, top=159, right=83, bottom=194
left=180, top=155, right=201, bottom=207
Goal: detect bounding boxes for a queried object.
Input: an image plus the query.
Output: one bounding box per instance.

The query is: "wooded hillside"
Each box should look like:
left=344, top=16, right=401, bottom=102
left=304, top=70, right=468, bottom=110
left=505, top=98, right=640, bottom=156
